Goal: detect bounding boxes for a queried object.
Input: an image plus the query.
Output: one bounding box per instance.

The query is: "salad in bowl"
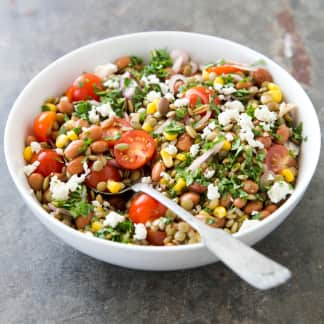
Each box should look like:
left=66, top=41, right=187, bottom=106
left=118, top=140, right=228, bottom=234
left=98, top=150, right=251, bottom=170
left=22, top=47, right=303, bottom=246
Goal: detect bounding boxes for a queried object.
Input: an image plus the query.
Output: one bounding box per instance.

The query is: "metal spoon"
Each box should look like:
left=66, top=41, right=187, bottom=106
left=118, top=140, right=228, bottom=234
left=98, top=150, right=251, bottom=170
left=98, top=182, right=291, bottom=290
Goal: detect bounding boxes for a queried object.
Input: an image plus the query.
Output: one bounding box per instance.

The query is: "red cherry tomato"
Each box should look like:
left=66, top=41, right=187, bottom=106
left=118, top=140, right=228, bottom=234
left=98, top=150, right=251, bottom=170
left=185, top=86, right=210, bottom=106
left=129, top=193, right=167, bottom=224
left=206, top=65, right=243, bottom=75
left=33, top=111, right=56, bottom=142
left=146, top=229, right=167, bottom=246
left=265, top=144, right=296, bottom=173
left=114, top=130, right=155, bottom=170
left=102, top=117, right=131, bottom=147
left=86, top=165, right=121, bottom=189
left=32, top=149, right=64, bottom=176
left=67, top=73, right=102, bottom=102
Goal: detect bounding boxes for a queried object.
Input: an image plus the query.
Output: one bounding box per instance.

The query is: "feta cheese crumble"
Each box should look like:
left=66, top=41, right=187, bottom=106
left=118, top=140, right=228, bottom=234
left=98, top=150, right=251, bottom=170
left=103, top=211, right=125, bottom=228
left=96, top=103, right=115, bottom=118
left=207, top=184, right=220, bottom=200
left=88, top=108, right=100, bottom=124
left=222, top=86, right=237, bottom=95
left=238, top=113, right=264, bottom=149
left=190, top=144, right=200, bottom=157
left=30, top=141, right=41, bottom=153
left=267, top=181, right=293, bottom=203
left=141, top=74, right=160, bottom=85
left=218, top=109, right=240, bottom=126
left=94, top=63, right=118, bottom=80
left=146, top=90, right=161, bottom=103
left=174, top=98, right=189, bottom=107
left=255, top=105, right=277, bottom=123
left=133, top=223, right=147, bottom=240
left=103, top=78, right=120, bottom=89
left=165, top=144, right=178, bottom=156
left=204, top=168, right=215, bottom=179
left=224, top=100, right=245, bottom=112
left=23, top=161, right=40, bottom=176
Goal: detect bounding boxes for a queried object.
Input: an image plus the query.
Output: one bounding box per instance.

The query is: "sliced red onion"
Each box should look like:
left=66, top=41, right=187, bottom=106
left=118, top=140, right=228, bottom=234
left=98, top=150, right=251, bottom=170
left=193, top=110, right=212, bottom=130
left=171, top=49, right=189, bottom=64
left=168, top=74, right=187, bottom=93
left=187, top=140, right=224, bottom=172
left=231, top=74, right=244, bottom=82
left=123, top=85, right=136, bottom=99
left=225, top=61, right=257, bottom=72
left=172, top=56, right=184, bottom=73
left=190, top=61, right=199, bottom=74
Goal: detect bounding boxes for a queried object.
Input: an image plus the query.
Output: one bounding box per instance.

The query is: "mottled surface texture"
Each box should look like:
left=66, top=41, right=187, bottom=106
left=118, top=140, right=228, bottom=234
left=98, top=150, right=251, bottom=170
left=1, top=0, right=323, bottom=323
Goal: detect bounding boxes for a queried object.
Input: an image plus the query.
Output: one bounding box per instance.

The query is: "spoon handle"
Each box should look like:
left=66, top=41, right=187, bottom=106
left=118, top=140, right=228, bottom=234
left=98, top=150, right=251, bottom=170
left=133, top=183, right=291, bottom=290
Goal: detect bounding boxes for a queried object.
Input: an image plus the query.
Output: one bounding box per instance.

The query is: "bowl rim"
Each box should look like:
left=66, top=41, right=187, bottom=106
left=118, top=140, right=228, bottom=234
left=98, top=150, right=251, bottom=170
left=4, top=31, right=321, bottom=253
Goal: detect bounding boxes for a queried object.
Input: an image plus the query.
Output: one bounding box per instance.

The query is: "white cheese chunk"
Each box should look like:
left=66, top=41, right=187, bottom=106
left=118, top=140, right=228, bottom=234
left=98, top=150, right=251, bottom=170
left=103, top=211, right=125, bottom=228
left=207, top=184, right=220, bottom=200
left=146, top=90, right=161, bottom=103
left=165, top=144, right=178, bottom=156
left=267, top=181, right=293, bottom=203
left=255, top=105, right=277, bottom=123
left=174, top=98, right=189, bottom=107
left=190, top=144, right=200, bottom=157
left=30, top=141, right=41, bottom=153
left=94, top=63, right=118, bottom=80
left=224, top=100, right=245, bottom=112
left=23, top=161, right=40, bottom=176
left=133, top=223, right=147, bottom=240
left=96, top=103, right=115, bottom=118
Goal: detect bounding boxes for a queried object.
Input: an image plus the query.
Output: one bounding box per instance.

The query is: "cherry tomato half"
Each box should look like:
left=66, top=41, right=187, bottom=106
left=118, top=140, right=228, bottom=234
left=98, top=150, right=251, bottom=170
left=129, top=193, right=167, bottom=224
left=114, top=130, right=155, bottom=170
left=67, top=73, right=102, bottom=102
left=32, top=149, right=64, bottom=176
left=102, top=117, right=132, bottom=147
left=265, top=144, right=296, bottom=173
left=86, top=165, right=121, bottom=190
left=33, top=111, right=56, bottom=142
left=206, top=65, right=243, bottom=75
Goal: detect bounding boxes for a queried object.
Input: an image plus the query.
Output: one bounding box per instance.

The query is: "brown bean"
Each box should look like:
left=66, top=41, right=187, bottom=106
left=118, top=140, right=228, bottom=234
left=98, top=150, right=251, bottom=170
left=151, top=161, right=165, bottom=182
left=174, top=80, right=184, bottom=93
left=64, top=140, right=84, bottom=160
left=243, top=180, right=259, bottom=194
left=165, top=67, right=175, bottom=78
left=80, top=125, right=103, bottom=141
left=252, top=68, right=273, bottom=86
left=244, top=201, right=263, bottom=215
left=220, top=193, right=232, bottom=208
left=114, top=56, right=131, bottom=70
left=260, top=210, right=271, bottom=219
left=210, top=217, right=226, bottom=228
left=108, top=196, right=127, bottom=211
left=26, top=135, right=36, bottom=146
left=67, top=156, right=85, bottom=175
left=157, top=97, right=170, bottom=116
left=236, top=81, right=253, bottom=89
left=90, top=140, right=108, bottom=154
left=28, top=173, right=44, bottom=191
left=57, top=96, right=73, bottom=114
left=276, top=124, right=290, bottom=144
left=75, top=213, right=93, bottom=229
left=188, top=182, right=207, bottom=193
left=233, top=198, right=247, bottom=209
left=265, top=204, right=278, bottom=213
left=256, top=135, right=272, bottom=149
left=176, top=133, right=193, bottom=152
left=180, top=192, right=200, bottom=206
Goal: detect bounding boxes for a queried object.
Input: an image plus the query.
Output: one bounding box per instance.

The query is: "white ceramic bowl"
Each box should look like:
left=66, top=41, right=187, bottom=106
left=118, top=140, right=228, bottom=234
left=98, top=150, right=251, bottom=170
left=4, top=32, right=321, bottom=270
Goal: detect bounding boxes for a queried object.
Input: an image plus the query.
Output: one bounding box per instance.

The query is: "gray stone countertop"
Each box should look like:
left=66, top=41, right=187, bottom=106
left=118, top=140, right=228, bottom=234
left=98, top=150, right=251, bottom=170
left=0, top=0, right=323, bottom=323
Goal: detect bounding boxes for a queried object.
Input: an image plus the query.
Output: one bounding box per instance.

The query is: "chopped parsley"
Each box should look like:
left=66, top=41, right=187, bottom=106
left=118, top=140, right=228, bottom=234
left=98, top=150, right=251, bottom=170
left=74, top=101, right=92, bottom=120
left=164, top=121, right=185, bottom=135
left=98, top=89, right=126, bottom=117
left=94, top=219, right=134, bottom=243
left=143, top=49, right=172, bottom=78
left=291, top=122, right=304, bottom=143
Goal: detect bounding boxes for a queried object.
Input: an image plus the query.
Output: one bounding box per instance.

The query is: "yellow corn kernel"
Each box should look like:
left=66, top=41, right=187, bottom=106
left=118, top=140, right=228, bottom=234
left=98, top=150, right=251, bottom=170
left=159, top=178, right=169, bottom=185
left=281, top=168, right=295, bottom=183
left=142, top=122, right=154, bottom=133
left=55, top=134, right=69, bottom=148
left=91, top=221, right=103, bottom=232
left=107, top=180, right=124, bottom=193
left=146, top=99, right=159, bottom=114
left=23, top=146, right=33, bottom=162
left=213, top=206, right=227, bottom=218
left=222, top=140, right=231, bottom=151
left=175, top=153, right=186, bottom=161
left=202, top=70, right=210, bottom=80
left=267, top=82, right=280, bottom=91
left=267, top=90, right=282, bottom=103
left=163, top=131, right=178, bottom=141
left=44, top=103, right=57, bottom=112
left=173, top=178, right=186, bottom=193
left=67, top=130, right=78, bottom=141
left=213, top=76, right=224, bottom=86
left=160, top=149, right=173, bottom=168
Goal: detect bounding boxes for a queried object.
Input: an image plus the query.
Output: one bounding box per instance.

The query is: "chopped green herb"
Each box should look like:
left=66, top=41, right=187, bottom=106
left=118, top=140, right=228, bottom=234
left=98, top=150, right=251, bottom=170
left=164, top=121, right=185, bottom=135
left=74, top=101, right=92, bottom=120
left=143, top=49, right=172, bottom=78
